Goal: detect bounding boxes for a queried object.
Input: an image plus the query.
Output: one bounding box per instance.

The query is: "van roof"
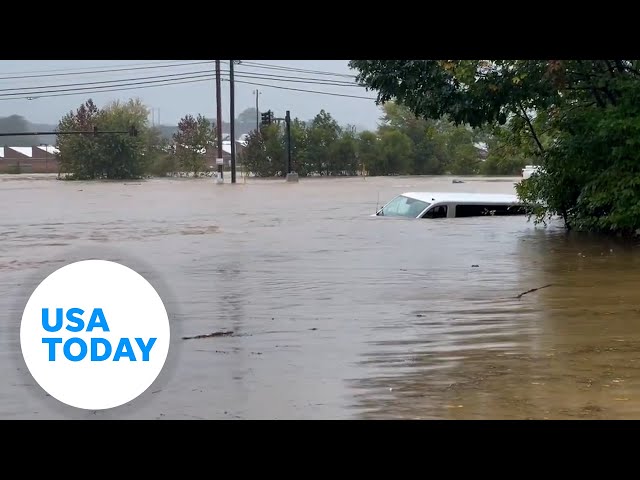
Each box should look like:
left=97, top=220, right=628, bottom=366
left=401, top=191, right=522, bottom=205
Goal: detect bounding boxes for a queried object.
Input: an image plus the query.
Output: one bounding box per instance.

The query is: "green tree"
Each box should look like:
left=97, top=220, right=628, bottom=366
left=480, top=124, right=533, bottom=175
left=172, top=114, right=215, bottom=176
left=330, top=126, right=359, bottom=175
left=445, top=127, right=481, bottom=175
left=146, top=128, right=176, bottom=177
left=357, top=130, right=381, bottom=175
left=306, top=110, right=342, bottom=175
left=57, top=98, right=149, bottom=180
left=57, top=99, right=101, bottom=179
left=239, top=124, right=282, bottom=177
left=379, top=102, right=429, bottom=145
left=378, top=130, right=414, bottom=175
left=96, top=99, right=149, bottom=179
left=289, top=118, right=309, bottom=176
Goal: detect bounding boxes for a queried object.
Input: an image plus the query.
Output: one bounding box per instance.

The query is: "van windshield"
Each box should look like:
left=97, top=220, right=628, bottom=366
left=378, top=195, right=430, bottom=218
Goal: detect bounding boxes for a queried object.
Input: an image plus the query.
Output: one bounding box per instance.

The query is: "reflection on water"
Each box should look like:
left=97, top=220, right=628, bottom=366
left=1, top=174, right=640, bottom=419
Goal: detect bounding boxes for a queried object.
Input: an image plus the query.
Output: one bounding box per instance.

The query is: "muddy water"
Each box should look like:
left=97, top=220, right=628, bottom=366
left=2, top=174, right=640, bottom=419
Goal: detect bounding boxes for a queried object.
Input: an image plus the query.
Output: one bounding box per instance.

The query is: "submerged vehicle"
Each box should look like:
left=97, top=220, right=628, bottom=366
left=522, top=165, right=541, bottom=179
left=374, top=192, right=528, bottom=219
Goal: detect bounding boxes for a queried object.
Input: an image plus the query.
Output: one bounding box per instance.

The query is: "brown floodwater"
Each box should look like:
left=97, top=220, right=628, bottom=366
left=2, top=173, right=640, bottom=420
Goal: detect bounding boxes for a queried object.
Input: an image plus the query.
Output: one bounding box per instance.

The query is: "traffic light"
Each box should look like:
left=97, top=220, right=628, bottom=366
left=261, top=110, right=273, bottom=126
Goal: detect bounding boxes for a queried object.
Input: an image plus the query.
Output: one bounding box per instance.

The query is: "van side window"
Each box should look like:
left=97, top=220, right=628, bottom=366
left=455, top=204, right=527, bottom=217
left=422, top=205, right=447, bottom=219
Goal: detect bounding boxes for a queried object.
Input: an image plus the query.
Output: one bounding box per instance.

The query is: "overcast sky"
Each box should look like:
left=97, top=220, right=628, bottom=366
left=0, top=60, right=384, bottom=131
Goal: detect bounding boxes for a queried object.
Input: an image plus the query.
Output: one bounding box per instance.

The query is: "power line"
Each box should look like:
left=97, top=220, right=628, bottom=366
left=0, top=60, right=185, bottom=75
left=0, top=61, right=214, bottom=81
left=0, top=60, right=192, bottom=76
left=0, top=69, right=216, bottom=94
left=0, top=68, right=362, bottom=96
left=0, top=77, right=216, bottom=101
left=233, top=70, right=358, bottom=86
left=0, top=59, right=355, bottom=82
left=0, top=74, right=215, bottom=99
left=0, top=74, right=376, bottom=102
left=222, top=78, right=375, bottom=100
left=238, top=61, right=356, bottom=79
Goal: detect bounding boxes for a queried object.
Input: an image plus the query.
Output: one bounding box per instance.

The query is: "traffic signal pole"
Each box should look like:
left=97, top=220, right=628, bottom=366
left=260, top=109, right=298, bottom=182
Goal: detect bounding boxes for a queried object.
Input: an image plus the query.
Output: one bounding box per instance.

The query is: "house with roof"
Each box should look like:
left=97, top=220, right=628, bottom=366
left=203, top=136, right=248, bottom=169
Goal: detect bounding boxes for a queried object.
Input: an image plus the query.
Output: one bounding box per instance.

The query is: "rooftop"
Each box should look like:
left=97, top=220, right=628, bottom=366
left=400, top=191, right=521, bottom=205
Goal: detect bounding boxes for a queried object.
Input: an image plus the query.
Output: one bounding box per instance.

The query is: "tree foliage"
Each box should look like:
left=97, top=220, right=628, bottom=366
left=172, top=114, right=216, bottom=176
left=57, top=99, right=151, bottom=180
left=239, top=104, right=488, bottom=177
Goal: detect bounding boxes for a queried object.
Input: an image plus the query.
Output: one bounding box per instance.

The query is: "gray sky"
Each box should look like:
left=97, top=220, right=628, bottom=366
left=0, top=60, right=384, bottom=131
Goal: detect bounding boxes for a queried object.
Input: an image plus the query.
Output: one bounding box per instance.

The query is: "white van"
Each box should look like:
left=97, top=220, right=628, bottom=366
left=374, top=192, right=527, bottom=219
left=522, top=165, right=541, bottom=179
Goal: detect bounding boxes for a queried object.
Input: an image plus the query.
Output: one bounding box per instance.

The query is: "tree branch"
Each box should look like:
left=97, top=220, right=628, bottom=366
left=518, top=102, right=545, bottom=154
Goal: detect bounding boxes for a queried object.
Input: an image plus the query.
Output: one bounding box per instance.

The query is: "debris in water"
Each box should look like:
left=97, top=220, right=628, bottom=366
left=309, top=327, right=318, bottom=331
left=472, top=264, right=479, bottom=268
left=515, top=283, right=553, bottom=300
left=182, top=331, right=234, bottom=340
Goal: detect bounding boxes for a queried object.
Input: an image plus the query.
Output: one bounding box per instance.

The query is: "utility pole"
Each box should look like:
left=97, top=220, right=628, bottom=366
left=286, top=110, right=291, bottom=174
left=215, top=60, right=224, bottom=184
left=253, top=89, right=261, bottom=132
left=230, top=60, right=236, bottom=184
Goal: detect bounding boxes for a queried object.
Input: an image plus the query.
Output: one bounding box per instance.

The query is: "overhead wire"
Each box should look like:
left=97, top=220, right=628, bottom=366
left=0, top=60, right=196, bottom=76
left=0, top=75, right=375, bottom=101
left=236, top=60, right=356, bottom=79
left=223, top=78, right=374, bottom=100
left=0, top=61, right=373, bottom=102
left=0, top=69, right=362, bottom=96
left=0, top=60, right=355, bottom=82
left=0, top=61, right=215, bottom=81
left=0, top=77, right=217, bottom=101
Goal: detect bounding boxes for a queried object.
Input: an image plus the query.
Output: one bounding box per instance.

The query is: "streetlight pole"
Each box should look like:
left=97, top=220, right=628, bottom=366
left=253, top=89, right=261, bottom=132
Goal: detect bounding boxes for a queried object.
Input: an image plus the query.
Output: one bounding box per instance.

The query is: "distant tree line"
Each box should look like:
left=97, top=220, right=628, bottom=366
left=240, top=103, right=530, bottom=177
left=51, top=97, right=529, bottom=180
left=55, top=99, right=217, bottom=180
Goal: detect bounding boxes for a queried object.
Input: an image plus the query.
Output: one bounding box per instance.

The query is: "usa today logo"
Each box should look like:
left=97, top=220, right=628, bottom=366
left=20, top=260, right=171, bottom=410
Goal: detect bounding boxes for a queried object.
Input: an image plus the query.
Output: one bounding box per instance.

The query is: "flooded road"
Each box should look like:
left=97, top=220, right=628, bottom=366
left=2, top=174, right=640, bottom=419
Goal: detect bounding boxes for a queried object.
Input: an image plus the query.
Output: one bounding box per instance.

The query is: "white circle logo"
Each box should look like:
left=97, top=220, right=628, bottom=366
left=20, top=259, right=171, bottom=410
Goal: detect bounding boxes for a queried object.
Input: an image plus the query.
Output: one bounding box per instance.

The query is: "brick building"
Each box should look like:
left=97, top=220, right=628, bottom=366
left=0, top=145, right=59, bottom=173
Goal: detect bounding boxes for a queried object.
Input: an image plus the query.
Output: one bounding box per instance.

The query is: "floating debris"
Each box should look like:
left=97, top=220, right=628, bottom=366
left=182, top=331, right=234, bottom=340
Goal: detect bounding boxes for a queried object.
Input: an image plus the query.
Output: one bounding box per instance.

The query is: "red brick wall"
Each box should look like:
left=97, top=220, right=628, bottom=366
left=0, top=147, right=59, bottom=173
